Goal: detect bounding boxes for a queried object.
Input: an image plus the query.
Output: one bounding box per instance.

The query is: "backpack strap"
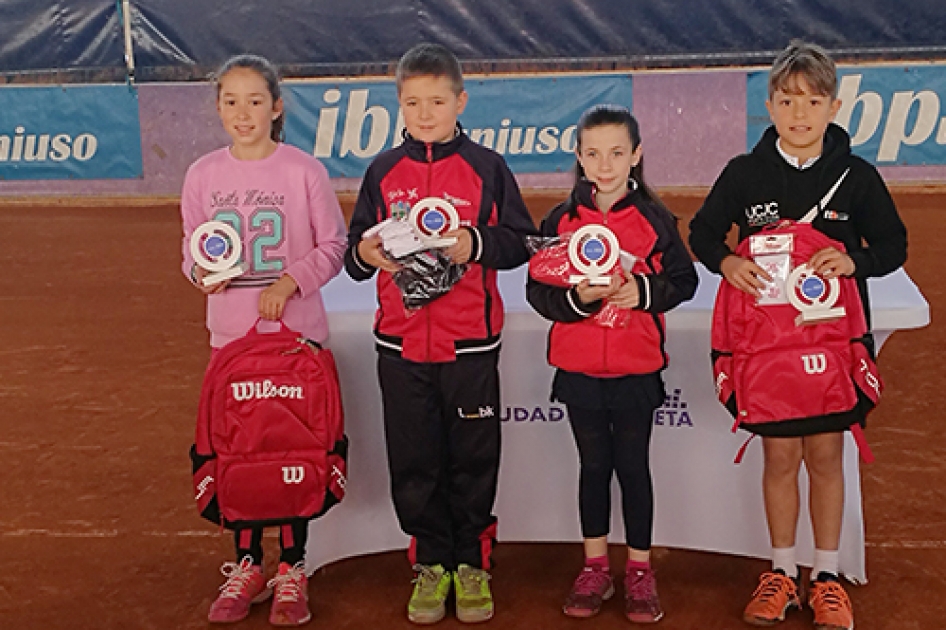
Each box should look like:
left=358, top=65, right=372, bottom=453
left=733, top=433, right=757, bottom=464
left=850, top=424, right=875, bottom=464
left=800, top=168, right=850, bottom=224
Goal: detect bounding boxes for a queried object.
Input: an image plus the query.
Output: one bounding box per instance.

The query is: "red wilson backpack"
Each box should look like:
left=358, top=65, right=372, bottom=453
left=710, top=219, right=883, bottom=462
left=190, top=322, right=347, bottom=528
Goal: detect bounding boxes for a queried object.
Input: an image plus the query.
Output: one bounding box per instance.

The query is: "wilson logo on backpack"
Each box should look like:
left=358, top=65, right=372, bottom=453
left=800, top=353, right=828, bottom=374
left=331, top=464, right=347, bottom=490
left=195, top=474, right=214, bottom=501
left=715, top=371, right=729, bottom=398
left=282, top=466, right=305, bottom=484
left=859, top=359, right=882, bottom=397
left=231, top=379, right=304, bottom=401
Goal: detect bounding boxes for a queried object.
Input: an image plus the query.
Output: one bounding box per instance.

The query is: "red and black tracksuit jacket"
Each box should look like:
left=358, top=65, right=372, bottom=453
left=344, top=127, right=537, bottom=363
left=527, top=180, right=698, bottom=376
left=343, top=127, right=535, bottom=569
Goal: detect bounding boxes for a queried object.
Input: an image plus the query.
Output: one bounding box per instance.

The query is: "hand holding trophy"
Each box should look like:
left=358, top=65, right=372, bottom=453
left=190, top=221, right=248, bottom=287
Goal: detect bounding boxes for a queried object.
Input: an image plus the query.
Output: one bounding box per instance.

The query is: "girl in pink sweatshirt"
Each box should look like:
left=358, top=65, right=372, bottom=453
left=180, top=54, right=346, bottom=626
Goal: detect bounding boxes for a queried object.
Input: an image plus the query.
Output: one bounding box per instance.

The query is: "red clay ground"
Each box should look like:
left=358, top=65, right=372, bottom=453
left=0, top=190, right=943, bottom=630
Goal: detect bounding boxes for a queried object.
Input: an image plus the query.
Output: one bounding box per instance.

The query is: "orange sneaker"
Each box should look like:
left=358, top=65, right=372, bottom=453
left=808, top=573, right=853, bottom=630
left=743, top=569, right=801, bottom=626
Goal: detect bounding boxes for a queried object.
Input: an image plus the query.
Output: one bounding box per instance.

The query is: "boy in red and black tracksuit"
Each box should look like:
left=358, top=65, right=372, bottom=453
left=344, top=43, right=536, bottom=624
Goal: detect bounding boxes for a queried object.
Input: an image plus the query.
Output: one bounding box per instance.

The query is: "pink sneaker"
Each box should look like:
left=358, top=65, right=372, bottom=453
left=268, top=562, right=312, bottom=626
left=208, top=556, right=272, bottom=623
left=563, top=565, right=615, bottom=617
left=624, top=567, right=664, bottom=624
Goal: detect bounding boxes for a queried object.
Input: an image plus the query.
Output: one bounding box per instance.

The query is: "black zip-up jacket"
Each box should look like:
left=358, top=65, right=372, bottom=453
left=688, top=123, right=908, bottom=327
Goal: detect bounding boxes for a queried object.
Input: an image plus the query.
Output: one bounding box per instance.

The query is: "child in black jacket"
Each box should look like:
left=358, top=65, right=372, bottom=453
left=689, top=40, right=907, bottom=630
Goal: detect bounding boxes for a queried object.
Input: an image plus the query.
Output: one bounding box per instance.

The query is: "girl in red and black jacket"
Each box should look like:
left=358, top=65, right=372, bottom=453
left=527, top=105, right=697, bottom=623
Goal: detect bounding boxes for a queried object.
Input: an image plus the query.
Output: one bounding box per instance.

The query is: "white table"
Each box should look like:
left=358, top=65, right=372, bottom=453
left=307, top=265, right=929, bottom=584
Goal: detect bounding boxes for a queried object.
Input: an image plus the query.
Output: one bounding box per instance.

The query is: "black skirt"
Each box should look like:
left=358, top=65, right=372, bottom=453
left=551, top=369, right=665, bottom=412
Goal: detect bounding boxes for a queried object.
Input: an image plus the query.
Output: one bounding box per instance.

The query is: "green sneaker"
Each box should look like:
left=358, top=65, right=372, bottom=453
left=454, top=564, right=494, bottom=623
left=408, top=564, right=452, bottom=625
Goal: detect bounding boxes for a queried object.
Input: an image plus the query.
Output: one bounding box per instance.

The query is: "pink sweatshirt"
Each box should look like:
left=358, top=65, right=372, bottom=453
left=181, top=144, right=347, bottom=348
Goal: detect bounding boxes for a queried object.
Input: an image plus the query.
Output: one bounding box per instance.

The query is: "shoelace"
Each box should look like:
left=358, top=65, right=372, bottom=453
left=572, top=567, right=611, bottom=596
left=457, top=566, right=490, bottom=594
left=625, top=570, right=657, bottom=601
left=218, top=556, right=258, bottom=600
left=268, top=562, right=306, bottom=603
left=810, top=581, right=850, bottom=615
left=412, top=564, right=445, bottom=597
left=751, top=573, right=795, bottom=604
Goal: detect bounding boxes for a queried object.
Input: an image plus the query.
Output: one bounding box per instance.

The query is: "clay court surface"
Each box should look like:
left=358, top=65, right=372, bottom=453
left=0, top=190, right=943, bottom=630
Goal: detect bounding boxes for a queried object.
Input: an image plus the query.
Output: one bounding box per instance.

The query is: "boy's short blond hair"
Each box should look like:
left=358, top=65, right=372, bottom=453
left=395, top=43, right=464, bottom=95
left=768, top=39, right=837, bottom=99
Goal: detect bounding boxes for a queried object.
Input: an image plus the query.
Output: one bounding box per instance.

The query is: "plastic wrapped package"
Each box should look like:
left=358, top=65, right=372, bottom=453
left=391, top=248, right=467, bottom=310
left=526, top=233, right=633, bottom=328
left=363, top=217, right=467, bottom=310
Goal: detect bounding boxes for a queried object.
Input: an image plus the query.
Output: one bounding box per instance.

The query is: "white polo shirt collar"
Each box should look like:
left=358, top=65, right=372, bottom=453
left=776, top=139, right=820, bottom=170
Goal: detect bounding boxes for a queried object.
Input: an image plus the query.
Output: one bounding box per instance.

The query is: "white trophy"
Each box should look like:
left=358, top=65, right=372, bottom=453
left=786, top=263, right=846, bottom=325
left=567, top=224, right=621, bottom=285
left=407, top=197, right=460, bottom=249
left=189, top=221, right=248, bottom=286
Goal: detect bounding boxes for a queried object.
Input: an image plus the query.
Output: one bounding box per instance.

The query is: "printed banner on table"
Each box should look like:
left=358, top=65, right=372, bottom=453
left=284, top=74, right=634, bottom=177
left=748, top=64, right=946, bottom=166
left=0, top=84, right=143, bottom=180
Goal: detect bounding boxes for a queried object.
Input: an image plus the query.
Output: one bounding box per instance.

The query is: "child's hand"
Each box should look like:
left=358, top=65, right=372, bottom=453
left=576, top=273, right=623, bottom=305
left=721, top=255, right=770, bottom=298
left=607, top=272, right=640, bottom=309
left=358, top=236, right=401, bottom=273
left=808, top=247, right=855, bottom=279
left=193, top=265, right=230, bottom=295
left=259, top=275, right=298, bottom=320
left=443, top=228, right=472, bottom=264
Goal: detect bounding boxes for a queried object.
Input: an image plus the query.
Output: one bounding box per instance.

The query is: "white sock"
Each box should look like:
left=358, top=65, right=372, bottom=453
left=771, top=546, right=798, bottom=578
left=812, top=549, right=839, bottom=579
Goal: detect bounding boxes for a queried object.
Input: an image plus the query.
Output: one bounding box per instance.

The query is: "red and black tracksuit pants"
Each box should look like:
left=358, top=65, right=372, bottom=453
left=378, top=349, right=500, bottom=571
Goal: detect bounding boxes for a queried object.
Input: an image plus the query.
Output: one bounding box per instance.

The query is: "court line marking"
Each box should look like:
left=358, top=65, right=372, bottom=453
left=866, top=540, right=946, bottom=549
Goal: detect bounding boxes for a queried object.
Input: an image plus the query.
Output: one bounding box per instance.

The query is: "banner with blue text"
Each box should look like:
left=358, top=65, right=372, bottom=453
left=0, top=85, right=143, bottom=180
left=748, top=64, right=946, bottom=166
left=284, top=74, right=633, bottom=178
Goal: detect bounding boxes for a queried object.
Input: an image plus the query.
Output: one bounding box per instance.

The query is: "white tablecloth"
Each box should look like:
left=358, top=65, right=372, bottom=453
left=307, top=265, right=929, bottom=584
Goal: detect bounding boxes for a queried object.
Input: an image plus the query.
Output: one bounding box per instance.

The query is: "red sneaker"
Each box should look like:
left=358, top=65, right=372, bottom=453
left=808, top=573, right=853, bottom=630
left=624, top=567, right=664, bottom=623
left=562, top=565, right=614, bottom=618
left=268, top=562, right=312, bottom=626
left=743, top=569, right=801, bottom=626
left=208, top=556, right=271, bottom=623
